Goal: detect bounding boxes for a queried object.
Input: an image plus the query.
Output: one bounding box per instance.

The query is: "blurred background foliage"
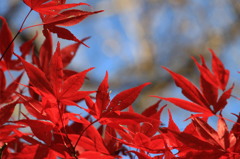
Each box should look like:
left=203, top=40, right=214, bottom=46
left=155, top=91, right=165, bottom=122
left=1, top=0, right=240, bottom=129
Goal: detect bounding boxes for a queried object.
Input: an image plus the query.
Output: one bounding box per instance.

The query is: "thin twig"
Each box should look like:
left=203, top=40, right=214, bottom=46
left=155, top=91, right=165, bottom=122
left=74, top=118, right=99, bottom=149
left=57, top=101, right=77, bottom=158
left=0, top=9, right=32, bottom=61
left=0, top=143, right=8, bottom=159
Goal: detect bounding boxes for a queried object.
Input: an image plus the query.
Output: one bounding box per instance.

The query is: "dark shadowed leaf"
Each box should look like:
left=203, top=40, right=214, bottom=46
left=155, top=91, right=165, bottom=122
left=17, top=94, right=48, bottom=120
left=169, top=129, right=216, bottom=150
left=192, top=117, right=224, bottom=149
left=0, top=16, right=13, bottom=61
left=0, top=102, right=17, bottom=125
left=0, top=69, right=5, bottom=90
left=16, top=119, right=54, bottom=145
left=128, top=150, right=152, bottom=159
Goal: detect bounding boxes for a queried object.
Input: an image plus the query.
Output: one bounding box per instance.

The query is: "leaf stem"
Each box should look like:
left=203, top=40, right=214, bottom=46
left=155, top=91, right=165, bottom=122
left=57, top=101, right=77, bottom=158
left=0, top=143, right=7, bottom=159
left=13, top=103, right=22, bottom=152
left=74, top=118, right=99, bottom=149
left=0, top=9, right=32, bottom=61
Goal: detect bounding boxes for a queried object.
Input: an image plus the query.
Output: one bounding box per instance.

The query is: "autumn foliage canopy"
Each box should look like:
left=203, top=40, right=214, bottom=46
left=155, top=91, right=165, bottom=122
left=0, top=0, right=240, bottom=158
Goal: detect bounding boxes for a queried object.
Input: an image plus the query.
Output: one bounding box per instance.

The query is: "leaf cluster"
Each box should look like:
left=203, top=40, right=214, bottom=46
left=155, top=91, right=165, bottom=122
left=0, top=0, right=239, bottom=159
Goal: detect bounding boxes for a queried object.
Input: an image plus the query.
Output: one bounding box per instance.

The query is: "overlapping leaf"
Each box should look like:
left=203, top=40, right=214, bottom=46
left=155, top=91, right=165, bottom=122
left=154, top=50, right=232, bottom=117
left=23, top=0, right=88, bottom=15
left=21, top=0, right=103, bottom=48
left=85, top=72, right=151, bottom=124
left=0, top=16, right=13, bottom=62
left=15, top=53, right=55, bottom=100
left=1, top=0, right=239, bottom=158
left=14, top=119, right=54, bottom=145
left=0, top=70, right=23, bottom=104
left=15, top=45, right=94, bottom=105
left=0, top=102, right=17, bottom=125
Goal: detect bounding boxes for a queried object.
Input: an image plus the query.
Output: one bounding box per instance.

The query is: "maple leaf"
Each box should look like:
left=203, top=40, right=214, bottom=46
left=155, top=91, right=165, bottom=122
left=3, top=0, right=240, bottom=157
left=209, top=49, right=229, bottom=91
left=0, top=125, right=24, bottom=143
left=41, top=9, right=103, bottom=27
left=108, top=83, right=151, bottom=112
left=8, top=144, right=39, bottom=158
left=21, top=3, right=103, bottom=47
left=152, top=66, right=213, bottom=117
left=197, top=56, right=219, bottom=106
left=154, top=51, right=232, bottom=117
left=15, top=53, right=55, bottom=101
left=102, top=125, right=123, bottom=157
left=78, top=151, right=115, bottom=159
left=39, top=9, right=103, bottom=46
left=192, top=52, right=233, bottom=113
left=59, top=68, right=94, bottom=102
left=123, top=102, right=164, bottom=139
left=114, top=126, right=165, bottom=154
left=103, top=104, right=165, bottom=154
left=23, top=0, right=89, bottom=15
left=192, top=117, right=226, bottom=150
left=0, top=70, right=22, bottom=104
left=85, top=72, right=151, bottom=123
left=214, top=84, right=234, bottom=113
left=15, top=45, right=94, bottom=105
left=162, top=66, right=209, bottom=107
left=61, top=37, right=90, bottom=68
left=37, top=29, right=53, bottom=73
left=0, top=102, right=17, bottom=126
left=14, top=119, right=54, bottom=145
left=17, top=93, right=48, bottom=120
left=128, top=151, right=153, bottom=159
left=0, top=16, right=36, bottom=69
left=163, top=115, right=240, bottom=158
left=48, top=42, right=64, bottom=97
left=0, top=69, right=6, bottom=94
left=159, top=110, right=182, bottom=149
left=0, top=16, right=13, bottom=62
left=68, top=116, right=111, bottom=156
left=95, top=72, right=110, bottom=117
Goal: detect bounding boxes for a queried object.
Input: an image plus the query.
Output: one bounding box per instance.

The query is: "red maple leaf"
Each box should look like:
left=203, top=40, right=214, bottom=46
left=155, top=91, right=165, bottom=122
left=153, top=50, right=232, bottom=117
left=85, top=72, right=152, bottom=124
